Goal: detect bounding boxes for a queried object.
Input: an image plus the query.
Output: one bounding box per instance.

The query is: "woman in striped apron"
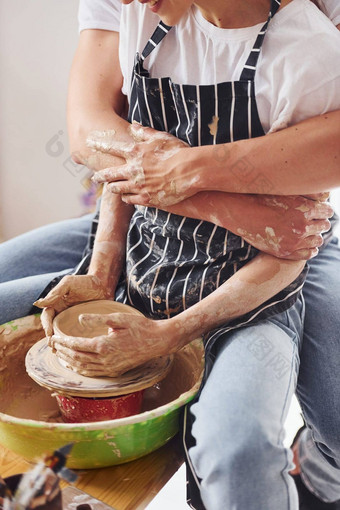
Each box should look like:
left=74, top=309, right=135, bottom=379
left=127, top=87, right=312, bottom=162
left=116, top=2, right=305, bottom=508
left=62, top=1, right=306, bottom=508
left=35, top=1, right=338, bottom=508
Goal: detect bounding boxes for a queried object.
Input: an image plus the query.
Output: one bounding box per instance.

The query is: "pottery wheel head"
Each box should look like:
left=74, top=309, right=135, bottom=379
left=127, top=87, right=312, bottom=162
left=25, top=339, right=173, bottom=397
left=25, top=300, right=173, bottom=397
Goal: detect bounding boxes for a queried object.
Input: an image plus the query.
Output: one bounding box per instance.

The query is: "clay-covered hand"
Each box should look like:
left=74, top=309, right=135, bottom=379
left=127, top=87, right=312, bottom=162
left=88, top=123, right=196, bottom=207
left=235, top=192, right=333, bottom=260
left=49, top=313, right=174, bottom=377
left=34, top=275, right=113, bottom=338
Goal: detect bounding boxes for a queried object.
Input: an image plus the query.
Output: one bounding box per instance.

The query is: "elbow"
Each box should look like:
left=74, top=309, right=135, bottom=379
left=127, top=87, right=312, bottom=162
left=69, top=149, right=84, bottom=165
left=68, top=124, right=88, bottom=165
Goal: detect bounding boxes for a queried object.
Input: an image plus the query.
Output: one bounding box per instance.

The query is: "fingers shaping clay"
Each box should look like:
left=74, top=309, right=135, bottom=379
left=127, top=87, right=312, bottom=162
left=26, top=301, right=173, bottom=397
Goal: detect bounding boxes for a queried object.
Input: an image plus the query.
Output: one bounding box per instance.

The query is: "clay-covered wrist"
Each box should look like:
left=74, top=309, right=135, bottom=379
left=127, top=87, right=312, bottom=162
left=86, top=270, right=115, bottom=299
left=160, top=315, right=200, bottom=354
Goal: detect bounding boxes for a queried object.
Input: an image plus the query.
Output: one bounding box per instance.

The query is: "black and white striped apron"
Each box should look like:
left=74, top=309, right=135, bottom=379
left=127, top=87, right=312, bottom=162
left=124, top=1, right=306, bottom=326
left=120, top=2, right=307, bottom=508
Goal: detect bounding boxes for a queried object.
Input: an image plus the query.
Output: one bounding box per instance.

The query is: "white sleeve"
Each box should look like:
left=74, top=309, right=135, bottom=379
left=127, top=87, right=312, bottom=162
left=269, top=76, right=340, bottom=133
left=78, top=0, right=121, bottom=33
left=314, top=0, right=340, bottom=26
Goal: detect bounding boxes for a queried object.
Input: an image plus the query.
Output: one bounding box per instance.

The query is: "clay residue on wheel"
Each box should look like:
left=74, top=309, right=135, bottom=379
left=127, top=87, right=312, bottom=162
left=0, top=321, right=203, bottom=422
left=0, top=321, right=62, bottom=421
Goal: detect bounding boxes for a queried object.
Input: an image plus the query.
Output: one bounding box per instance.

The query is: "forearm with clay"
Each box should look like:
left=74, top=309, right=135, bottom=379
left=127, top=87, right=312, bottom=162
left=164, top=254, right=306, bottom=353
left=87, top=185, right=133, bottom=295
left=189, top=112, right=340, bottom=196
left=93, top=123, right=334, bottom=261
left=34, top=188, right=133, bottom=338
left=164, top=191, right=332, bottom=260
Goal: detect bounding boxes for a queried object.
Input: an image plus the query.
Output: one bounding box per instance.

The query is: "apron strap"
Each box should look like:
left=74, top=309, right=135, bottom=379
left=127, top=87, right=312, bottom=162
left=141, top=20, right=172, bottom=62
left=240, top=0, right=281, bottom=81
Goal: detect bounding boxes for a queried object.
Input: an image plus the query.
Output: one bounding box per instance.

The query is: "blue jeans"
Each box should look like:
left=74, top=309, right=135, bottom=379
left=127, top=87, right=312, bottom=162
left=0, top=214, right=93, bottom=324
left=189, top=297, right=304, bottom=510
left=297, top=236, right=340, bottom=503
left=0, top=216, right=339, bottom=507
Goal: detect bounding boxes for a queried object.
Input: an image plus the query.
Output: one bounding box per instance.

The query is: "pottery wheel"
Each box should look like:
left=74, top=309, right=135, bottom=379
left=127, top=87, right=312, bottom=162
left=25, top=339, right=173, bottom=398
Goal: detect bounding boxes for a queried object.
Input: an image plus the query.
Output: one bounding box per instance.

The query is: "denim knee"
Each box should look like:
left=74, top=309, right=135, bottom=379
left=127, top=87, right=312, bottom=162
left=189, top=413, right=294, bottom=509
left=191, top=409, right=291, bottom=480
left=312, top=423, right=340, bottom=469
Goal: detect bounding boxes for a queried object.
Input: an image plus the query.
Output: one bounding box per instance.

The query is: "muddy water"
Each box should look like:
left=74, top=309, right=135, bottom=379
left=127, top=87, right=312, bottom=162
left=0, top=327, right=203, bottom=422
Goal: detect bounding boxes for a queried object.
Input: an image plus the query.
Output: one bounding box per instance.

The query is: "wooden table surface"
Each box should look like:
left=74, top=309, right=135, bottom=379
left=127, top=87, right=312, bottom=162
left=0, top=437, right=184, bottom=510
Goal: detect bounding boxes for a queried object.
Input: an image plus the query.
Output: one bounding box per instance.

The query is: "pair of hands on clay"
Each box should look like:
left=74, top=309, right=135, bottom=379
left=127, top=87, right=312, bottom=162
left=88, top=123, right=190, bottom=207
left=35, top=281, right=181, bottom=377
left=53, top=313, right=180, bottom=377
left=34, top=275, right=112, bottom=338
left=33, top=265, right=180, bottom=377
left=89, top=123, right=333, bottom=260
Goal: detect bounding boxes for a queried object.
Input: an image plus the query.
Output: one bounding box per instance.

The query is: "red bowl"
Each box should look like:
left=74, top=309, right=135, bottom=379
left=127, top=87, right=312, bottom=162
left=55, top=391, right=144, bottom=423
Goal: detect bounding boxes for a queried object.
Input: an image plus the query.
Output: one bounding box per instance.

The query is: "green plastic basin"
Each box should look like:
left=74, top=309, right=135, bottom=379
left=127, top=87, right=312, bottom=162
left=0, top=315, right=204, bottom=469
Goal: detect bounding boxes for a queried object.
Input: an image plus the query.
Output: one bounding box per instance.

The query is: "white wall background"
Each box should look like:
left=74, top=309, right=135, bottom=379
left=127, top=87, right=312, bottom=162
left=0, top=0, right=85, bottom=241
left=0, top=1, right=339, bottom=241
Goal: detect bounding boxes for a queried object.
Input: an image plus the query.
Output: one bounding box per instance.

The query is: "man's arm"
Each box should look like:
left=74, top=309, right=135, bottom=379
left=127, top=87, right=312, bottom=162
left=164, top=191, right=331, bottom=260
left=94, top=111, right=340, bottom=199
left=188, top=112, right=340, bottom=196
left=67, top=29, right=131, bottom=168
left=91, top=123, right=334, bottom=260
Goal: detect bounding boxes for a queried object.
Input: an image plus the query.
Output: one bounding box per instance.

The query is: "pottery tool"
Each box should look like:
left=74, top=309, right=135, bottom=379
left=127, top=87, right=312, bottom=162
left=0, top=482, right=117, bottom=510
left=0, top=445, right=76, bottom=510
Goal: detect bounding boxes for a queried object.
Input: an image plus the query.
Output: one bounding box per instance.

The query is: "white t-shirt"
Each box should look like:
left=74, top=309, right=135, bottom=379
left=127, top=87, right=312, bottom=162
left=78, top=0, right=340, bottom=133
left=78, top=0, right=121, bottom=32
left=78, top=0, right=340, bottom=31
left=316, top=0, right=340, bottom=25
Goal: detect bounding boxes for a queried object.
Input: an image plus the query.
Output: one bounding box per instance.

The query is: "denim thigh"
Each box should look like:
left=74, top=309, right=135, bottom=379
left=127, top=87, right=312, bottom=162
left=0, top=214, right=93, bottom=324
left=297, top=237, right=340, bottom=463
left=0, top=214, right=93, bottom=283
left=188, top=296, right=304, bottom=510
